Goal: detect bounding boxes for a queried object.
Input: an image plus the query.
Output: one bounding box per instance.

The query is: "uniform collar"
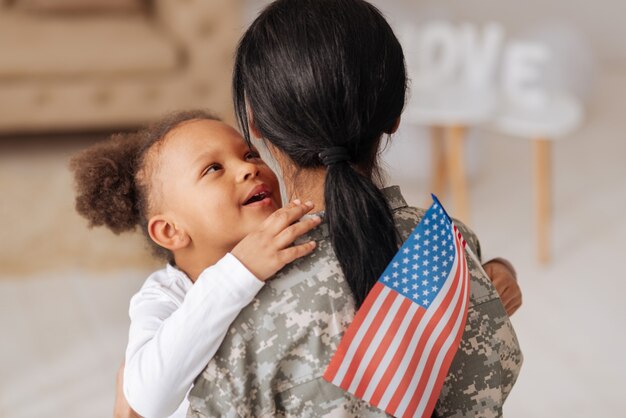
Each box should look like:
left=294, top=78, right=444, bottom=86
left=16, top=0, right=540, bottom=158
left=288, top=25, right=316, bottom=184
left=302, top=185, right=407, bottom=242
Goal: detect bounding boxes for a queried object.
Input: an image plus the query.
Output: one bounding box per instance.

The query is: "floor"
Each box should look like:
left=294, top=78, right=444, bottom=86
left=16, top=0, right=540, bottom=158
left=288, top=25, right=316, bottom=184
left=1, top=71, right=625, bottom=417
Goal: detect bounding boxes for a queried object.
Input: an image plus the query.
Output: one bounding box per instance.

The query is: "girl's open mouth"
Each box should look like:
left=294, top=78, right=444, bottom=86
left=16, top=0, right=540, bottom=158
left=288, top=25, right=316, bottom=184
left=243, top=191, right=271, bottom=205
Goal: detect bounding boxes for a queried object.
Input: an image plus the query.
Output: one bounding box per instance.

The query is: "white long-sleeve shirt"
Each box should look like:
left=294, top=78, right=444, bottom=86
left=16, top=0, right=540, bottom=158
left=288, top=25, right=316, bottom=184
left=123, top=253, right=264, bottom=418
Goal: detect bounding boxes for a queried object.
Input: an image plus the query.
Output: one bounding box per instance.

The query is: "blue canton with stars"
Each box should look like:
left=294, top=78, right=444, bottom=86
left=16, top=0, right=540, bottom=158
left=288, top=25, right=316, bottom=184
left=379, top=196, right=457, bottom=308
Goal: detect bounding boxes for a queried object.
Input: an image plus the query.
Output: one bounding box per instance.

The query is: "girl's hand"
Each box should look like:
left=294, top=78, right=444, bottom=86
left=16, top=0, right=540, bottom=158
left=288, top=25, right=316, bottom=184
left=231, top=200, right=321, bottom=281
left=483, top=259, right=522, bottom=316
left=114, top=361, right=141, bottom=418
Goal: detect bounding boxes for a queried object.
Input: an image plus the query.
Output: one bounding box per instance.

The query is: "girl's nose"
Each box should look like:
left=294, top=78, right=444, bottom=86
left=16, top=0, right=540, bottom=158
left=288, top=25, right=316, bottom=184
left=237, top=161, right=260, bottom=182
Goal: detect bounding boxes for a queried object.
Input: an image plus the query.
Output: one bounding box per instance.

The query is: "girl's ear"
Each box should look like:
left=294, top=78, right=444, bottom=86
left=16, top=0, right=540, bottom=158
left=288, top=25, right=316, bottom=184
left=384, top=116, right=401, bottom=134
left=148, top=215, right=191, bottom=252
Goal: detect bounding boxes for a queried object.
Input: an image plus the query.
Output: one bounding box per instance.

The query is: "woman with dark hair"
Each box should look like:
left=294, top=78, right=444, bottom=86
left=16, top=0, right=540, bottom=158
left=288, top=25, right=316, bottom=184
left=188, top=0, right=522, bottom=416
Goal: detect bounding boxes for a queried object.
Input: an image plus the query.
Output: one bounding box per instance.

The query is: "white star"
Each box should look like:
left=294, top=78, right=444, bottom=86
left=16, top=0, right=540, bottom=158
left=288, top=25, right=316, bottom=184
left=392, top=272, right=399, bottom=278
left=423, top=249, right=430, bottom=256
left=403, top=257, right=409, bottom=264
left=422, top=279, right=429, bottom=286
left=424, top=218, right=430, bottom=225
left=442, top=261, right=448, bottom=267
left=442, top=250, right=448, bottom=256
left=412, top=263, right=419, bottom=270
left=412, top=254, right=419, bottom=261
left=413, top=293, right=420, bottom=299
left=401, top=277, right=408, bottom=284
left=424, top=240, right=431, bottom=246
left=383, top=275, right=390, bottom=282
left=423, top=299, right=430, bottom=306
left=432, top=286, right=439, bottom=292
left=422, top=260, right=429, bottom=266
left=402, top=267, right=409, bottom=274
left=423, top=289, right=430, bottom=296
left=392, top=262, right=399, bottom=268
left=412, top=284, right=418, bottom=290
left=414, top=233, right=421, bottom=241
left=403, top=287, right=409, bottom=293
left=403, top=248, right=409, bottom=254
left=432, top=266, right=439, bottom=272
left=412, top=273, right=418, bottom=280
left=433, top=276, right=440, bottom=282
left=433, top=255, right=440, bottom=262
left=393, top=281, right=399, bottom=287
left=449, top=255, right=454, bottom=261
left=433, top=224, right=439, bottom=230
left=425, top=229, right=431, bottom=236
left=413, top=244, right=421, bottom=251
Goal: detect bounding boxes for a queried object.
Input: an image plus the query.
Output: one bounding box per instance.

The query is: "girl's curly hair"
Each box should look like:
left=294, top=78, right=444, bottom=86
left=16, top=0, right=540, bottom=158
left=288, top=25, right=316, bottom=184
left=70, top=110, right=219, bottom=263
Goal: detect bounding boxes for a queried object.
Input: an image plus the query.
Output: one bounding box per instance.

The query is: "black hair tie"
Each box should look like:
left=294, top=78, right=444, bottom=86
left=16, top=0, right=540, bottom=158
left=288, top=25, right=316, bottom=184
left=319, top=146, right=350, bottom=166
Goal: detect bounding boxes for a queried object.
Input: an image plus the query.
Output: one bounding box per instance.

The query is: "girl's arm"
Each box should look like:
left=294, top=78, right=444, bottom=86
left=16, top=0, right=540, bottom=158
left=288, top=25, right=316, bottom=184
left=123, top=201, right=321, bottom=418
left=124, top=254, right=263, bottom=418
left=115, top=361, right=140, bottom=418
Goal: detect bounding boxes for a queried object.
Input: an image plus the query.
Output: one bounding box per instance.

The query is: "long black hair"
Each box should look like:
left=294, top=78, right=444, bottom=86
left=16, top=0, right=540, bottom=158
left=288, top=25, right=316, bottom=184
left=233, top=0, right=407, bottom=307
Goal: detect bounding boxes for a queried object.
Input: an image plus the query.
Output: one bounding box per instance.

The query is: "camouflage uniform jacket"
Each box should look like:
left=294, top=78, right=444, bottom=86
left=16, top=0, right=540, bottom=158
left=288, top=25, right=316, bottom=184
left=188, top=186, right=523, bottom=418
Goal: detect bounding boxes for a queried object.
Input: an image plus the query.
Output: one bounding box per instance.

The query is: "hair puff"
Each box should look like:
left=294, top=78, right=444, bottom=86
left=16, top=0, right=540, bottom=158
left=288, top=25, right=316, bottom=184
left=70, top=132, right=143, bottom=234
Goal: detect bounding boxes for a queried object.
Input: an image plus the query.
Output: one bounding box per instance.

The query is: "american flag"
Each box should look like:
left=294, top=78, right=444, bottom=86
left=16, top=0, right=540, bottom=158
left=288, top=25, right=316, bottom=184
left=324, top=196, right=470, bottom=418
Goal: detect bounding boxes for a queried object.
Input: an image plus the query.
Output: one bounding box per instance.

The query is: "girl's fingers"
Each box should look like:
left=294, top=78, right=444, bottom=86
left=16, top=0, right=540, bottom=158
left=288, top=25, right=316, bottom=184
left=274, top=215, right=322, bottom=248
left=264, top=200, right=315, bottom=235
left=278, top=240, right=317, bottom=264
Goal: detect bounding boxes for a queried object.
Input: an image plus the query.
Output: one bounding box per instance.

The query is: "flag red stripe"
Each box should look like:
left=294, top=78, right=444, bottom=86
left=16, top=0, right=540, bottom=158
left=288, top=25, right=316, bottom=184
left=403, top=250, right=466, bottom=417
left=419, top=243, right=469, bottom=417
left=353, top=296, right=413, bottom=399
left=369, top=305, right=426, bottom=405
left=422, top=263, right=469, bottom=417
left=324, top=281, right=385, bottom=382
left=339, top=288, right=399, bottom=389
left=386, top=251, right=463, bottom=415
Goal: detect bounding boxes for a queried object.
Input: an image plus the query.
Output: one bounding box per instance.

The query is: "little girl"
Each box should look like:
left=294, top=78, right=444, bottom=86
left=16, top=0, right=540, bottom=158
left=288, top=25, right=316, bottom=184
left=70, top=110, right=321, bottom=418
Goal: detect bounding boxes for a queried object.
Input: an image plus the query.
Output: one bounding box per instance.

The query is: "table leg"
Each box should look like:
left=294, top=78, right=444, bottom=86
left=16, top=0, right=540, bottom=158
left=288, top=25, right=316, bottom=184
left=447, top=125, right=470, bottom=223
left=533, top=138, right=551, bottom=264
left=430, top=125, right=447, bottom=200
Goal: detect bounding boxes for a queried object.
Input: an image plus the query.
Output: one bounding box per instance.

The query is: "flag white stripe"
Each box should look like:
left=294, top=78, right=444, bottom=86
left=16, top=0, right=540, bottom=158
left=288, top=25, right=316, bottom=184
left=361, top=303, right=421, bottom=401
left=347, top=293, right=405, bottom=393
left=394, top=227, right=466, bottom=416
left=331, top=285, right=392, bottom=385
left=414, top=242, right=469, bottom=417
left=377, top=223, right=461, bottom=409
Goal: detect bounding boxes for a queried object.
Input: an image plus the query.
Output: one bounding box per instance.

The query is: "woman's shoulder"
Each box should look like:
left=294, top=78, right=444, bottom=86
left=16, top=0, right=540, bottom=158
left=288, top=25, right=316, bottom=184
left=393, top=205, right=482, bottom=261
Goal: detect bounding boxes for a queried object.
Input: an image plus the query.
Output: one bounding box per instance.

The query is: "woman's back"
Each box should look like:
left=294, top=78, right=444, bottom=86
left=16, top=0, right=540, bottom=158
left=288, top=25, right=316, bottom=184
left=188, top=186, right=522, bottom=417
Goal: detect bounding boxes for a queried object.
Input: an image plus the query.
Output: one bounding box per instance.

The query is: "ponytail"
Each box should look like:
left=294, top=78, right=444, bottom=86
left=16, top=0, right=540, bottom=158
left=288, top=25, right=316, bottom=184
left=325, top=163, right=399, bottom=306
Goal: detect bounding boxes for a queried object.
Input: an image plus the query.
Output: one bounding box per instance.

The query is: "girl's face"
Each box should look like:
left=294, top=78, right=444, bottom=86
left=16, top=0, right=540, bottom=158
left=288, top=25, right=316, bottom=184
left=154, top=119, right=281, bottom=257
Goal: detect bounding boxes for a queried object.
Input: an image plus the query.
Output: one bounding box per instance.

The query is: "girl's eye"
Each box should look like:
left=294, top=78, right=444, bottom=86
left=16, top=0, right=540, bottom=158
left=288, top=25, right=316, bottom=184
left=201, top=163, right=221, bottom=176
left=246, top=150, right=262, bottom=161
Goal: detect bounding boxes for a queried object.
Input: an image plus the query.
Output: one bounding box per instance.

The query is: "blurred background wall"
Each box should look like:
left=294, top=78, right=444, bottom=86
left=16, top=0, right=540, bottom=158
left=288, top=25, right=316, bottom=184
left=1, top=0, right=625, bottom=417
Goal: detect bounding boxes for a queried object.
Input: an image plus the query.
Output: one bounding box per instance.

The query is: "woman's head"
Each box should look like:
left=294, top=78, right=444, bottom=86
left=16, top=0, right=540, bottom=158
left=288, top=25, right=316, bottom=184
left=234, top=0, right=407, bottom=306
left=70, top=110, right=280, bottom=268
left=234, top=0, right=406, bottom=171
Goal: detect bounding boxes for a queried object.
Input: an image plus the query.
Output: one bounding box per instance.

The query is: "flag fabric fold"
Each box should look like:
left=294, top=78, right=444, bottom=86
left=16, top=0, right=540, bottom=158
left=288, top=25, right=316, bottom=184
left=324, top=196, right=470, bottom=418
